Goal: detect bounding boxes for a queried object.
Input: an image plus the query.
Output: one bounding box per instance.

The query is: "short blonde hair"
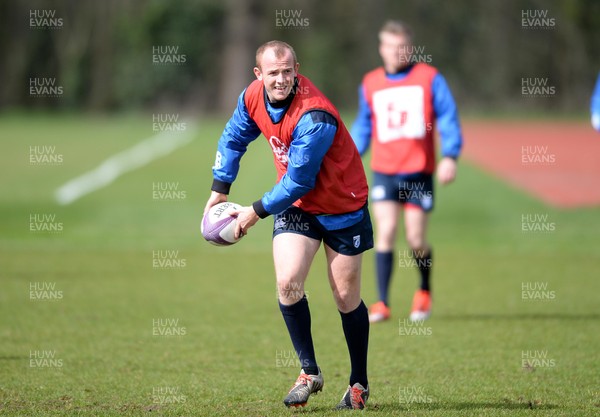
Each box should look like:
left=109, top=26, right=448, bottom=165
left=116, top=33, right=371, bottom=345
left=255, top=40, right=297, bottom=68
left=379, top=20, right=413, bottom=42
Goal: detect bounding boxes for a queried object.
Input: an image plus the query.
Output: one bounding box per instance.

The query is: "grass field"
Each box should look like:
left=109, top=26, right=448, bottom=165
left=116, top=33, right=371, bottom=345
left=1, top=113, right=598, bottom=416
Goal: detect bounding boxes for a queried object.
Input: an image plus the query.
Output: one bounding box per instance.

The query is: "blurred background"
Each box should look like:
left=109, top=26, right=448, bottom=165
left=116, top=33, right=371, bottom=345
left=1, top=0, right=599, bottom=115
left=2, top=1, right=600, bottom=415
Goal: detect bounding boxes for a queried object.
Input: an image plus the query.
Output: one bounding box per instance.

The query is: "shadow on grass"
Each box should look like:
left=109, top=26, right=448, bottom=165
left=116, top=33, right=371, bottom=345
left=392, top=400, right=559, bottom=411
left=437, top=313, right=600, bottom=321
left=294, top=400, right=559, bottom=413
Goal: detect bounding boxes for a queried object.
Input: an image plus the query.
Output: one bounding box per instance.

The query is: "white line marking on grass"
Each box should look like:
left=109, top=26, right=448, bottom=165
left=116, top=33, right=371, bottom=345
left=55, top=123, right=197, bottom=205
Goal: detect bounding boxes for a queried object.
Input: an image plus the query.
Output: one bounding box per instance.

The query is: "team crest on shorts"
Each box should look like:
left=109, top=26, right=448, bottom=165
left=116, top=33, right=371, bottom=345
left=422, top=194, right=433, bottom=210
left=353, top=235, right=361, bottom=248
left=371, top=185, right=385, bottom=201
left=274, top=216, right=286, bottom=230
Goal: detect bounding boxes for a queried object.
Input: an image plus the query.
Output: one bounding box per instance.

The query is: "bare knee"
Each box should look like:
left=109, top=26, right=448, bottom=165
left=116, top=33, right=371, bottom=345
left=375, top=226, right=397, bottom=252
left=405, top=232, right=426, bottom=251
left=277, top=277, right=305, bottom=305
left=331, top=281, right=361, bottom=313
left=404, top=209, right=428, bottom=252
left=373, top=202, right=400, bottom=252
left=326, top=248, right=363, bottom=313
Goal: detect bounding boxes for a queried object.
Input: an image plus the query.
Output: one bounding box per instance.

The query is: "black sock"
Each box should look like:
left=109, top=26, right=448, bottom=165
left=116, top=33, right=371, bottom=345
left=375, top=251, right=394, bottom=305
left=414, top=248, right=432, bottom=291
left=279, top=295, right=318, bottom=375
left=339, top=300, right=369, bottom=387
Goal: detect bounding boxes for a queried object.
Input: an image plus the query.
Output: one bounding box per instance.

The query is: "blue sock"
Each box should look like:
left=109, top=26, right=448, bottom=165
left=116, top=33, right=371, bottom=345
left=376, top=251, right=394, bottom=305
left=279, top=295, right=318, bottom=375
left=340, top=300, right=369, bottom=387
left=414, top=249, right=432, bottom=292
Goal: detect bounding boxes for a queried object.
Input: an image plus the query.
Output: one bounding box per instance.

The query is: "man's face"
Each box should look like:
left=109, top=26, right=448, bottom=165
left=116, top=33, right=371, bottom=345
left=379, top=32, right=412, bottom=72
left=254, top=48, right=299, bottom=102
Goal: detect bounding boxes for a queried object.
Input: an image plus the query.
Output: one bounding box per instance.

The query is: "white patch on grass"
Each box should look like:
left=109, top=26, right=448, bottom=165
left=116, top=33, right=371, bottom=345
left=54, top=122, right=196, bottom=205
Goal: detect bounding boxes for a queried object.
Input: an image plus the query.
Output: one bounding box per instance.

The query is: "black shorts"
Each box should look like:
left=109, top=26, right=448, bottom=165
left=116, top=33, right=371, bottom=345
left=272, top=205, right=374, bottom=256
left=370, top=172, right=434, bottom=212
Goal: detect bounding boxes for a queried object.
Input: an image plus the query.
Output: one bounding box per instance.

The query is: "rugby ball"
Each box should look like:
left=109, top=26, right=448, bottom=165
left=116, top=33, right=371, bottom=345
left=201, top=202, right=242, bottom=246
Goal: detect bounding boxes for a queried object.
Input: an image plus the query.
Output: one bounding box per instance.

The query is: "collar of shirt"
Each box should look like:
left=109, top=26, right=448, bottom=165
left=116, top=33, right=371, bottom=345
left=263, top=78, right=299, bottom=123
left=385, top=64, right=415, bottom=81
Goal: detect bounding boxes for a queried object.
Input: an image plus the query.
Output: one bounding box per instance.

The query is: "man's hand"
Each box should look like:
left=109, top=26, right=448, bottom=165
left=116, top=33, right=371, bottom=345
left=229, top=206, right=260, bottom=239
left=204, top=191, right=228, bottom=215
left=437, top=157, right=457, bottom=185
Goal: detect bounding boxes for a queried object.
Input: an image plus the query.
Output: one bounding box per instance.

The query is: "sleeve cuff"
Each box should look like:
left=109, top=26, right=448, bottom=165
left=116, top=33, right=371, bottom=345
left=211, top=179, right=231, bottom=195
left=252, top=199, right=270, bottom=219
left=442, top=154, right=459, bottom=161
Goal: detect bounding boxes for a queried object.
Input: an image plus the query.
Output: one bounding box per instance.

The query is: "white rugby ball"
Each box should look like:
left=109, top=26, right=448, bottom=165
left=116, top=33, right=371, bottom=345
left=201, top=202, right=241, bottom=246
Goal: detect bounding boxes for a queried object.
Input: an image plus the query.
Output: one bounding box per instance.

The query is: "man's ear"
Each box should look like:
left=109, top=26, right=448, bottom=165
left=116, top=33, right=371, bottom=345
left=253, top=67, right=262, bottom=81
left=294, top=62, right=300, bottom=75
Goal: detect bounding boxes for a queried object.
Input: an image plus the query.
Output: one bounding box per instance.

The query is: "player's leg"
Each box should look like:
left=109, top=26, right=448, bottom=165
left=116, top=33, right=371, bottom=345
left=404, top=205, right=432, bottom=286
left=373, top=201, right=402, bottom=303
left=322, top=208, right=373, bottom=409
left=273, top=209, right=324, bottom=408
left=276, top=233, right=323, bottom=407
left=404, top=207, right=433, bottom=320
left=275, top=232, right=320, bottom=306
left=403, top=176, right=433, bottom=320
left=369, top=173, right=402, bottom=322
left=324, top=248, right=370, bottom=409
left=325, top=246, right=363, bottom=313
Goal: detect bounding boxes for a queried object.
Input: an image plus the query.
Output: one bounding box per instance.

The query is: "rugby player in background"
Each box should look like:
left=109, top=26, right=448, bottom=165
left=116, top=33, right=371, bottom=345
left=352, top=20, right=463, bottom=323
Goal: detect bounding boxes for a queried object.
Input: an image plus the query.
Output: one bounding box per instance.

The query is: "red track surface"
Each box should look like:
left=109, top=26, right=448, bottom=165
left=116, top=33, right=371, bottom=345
left=461, top=120, right=600, bottom=208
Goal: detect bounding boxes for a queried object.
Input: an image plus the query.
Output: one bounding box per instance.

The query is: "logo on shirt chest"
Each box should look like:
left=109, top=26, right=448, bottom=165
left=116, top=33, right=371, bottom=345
left=269, top=136, right=289, bottom=165
left=372, top=85, right=427, bottom=142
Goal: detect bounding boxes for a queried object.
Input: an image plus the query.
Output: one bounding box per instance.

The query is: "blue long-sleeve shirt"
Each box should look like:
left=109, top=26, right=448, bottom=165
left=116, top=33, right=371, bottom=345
left=351, top=66, right=463, bottom=160
left=591, top=72, right=600, bottom=132
left=212, top=89, right=363, bottom=229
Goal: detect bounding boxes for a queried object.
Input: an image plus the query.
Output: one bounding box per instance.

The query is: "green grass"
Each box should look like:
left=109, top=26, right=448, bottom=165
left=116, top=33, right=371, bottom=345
left=1, top=113, right=598, bottom=416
